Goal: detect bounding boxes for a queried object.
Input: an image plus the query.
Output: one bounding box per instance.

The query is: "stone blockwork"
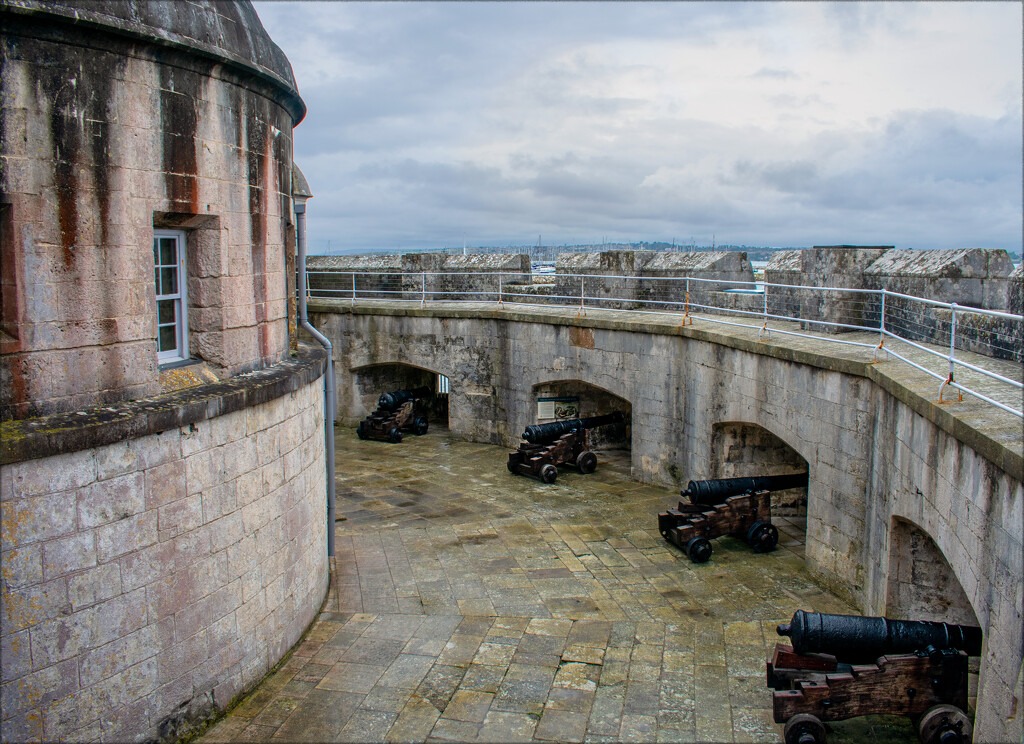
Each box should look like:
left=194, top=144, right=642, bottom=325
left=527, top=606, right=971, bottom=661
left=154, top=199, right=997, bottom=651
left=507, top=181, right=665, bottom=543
left=864, top=248, right=1020, bottom=362
left=308, top=301, right=1022, bottom=743
left=762, top=246, right=1020, bottom=360
left=0, top=376, right=328, bottom=742
left=709, top=422, right=808, bottom=515
left=306, top=253, right=531, bottom=302
left=553, top=250, right=755, bottom=312
left=0, top=1, right=302, bottom=419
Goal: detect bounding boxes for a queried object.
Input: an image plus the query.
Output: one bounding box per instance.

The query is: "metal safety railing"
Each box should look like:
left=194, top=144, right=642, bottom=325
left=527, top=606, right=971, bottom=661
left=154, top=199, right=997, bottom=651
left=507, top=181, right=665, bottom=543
left=303, top=269, right=1023, bottom=419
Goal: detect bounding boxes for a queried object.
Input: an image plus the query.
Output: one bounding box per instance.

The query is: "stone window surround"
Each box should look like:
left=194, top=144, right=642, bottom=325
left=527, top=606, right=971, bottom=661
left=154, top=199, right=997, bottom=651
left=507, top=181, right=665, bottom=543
left=153, top=211, right=223, bottom=371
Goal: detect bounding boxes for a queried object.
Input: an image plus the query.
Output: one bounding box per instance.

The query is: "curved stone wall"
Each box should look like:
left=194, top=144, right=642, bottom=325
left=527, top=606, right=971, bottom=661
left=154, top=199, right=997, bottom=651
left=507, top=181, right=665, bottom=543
left=1, top=0, right=301, bottom=419
left=310, top=301, right=1022, bottom=743
left=0, top=357, right=328, bottom=742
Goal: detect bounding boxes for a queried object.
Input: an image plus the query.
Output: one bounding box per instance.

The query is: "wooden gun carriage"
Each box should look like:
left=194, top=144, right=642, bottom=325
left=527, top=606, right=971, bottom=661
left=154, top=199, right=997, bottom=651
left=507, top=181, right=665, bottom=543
left=658, top=473, right=808, bottom=562
left=356, top=386, right=431, bottom=443
left=507, top=412, right=623, bottom=483
left=768, top=610, right=980, bottom=744
left=658, top=489, right=778, bottom=562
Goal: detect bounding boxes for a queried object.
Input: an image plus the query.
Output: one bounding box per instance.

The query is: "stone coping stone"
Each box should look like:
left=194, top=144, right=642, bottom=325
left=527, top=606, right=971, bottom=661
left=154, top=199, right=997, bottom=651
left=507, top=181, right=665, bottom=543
left=1, top=345, right=327, bottom=466
left=865, top=248, right=1014, bottom=279
left=307, top=254, right=529, bottom=272
left=765, top=250, right=802, bottom=271
left=556, top=250, right=746, bottom=274
left=308, top=299, right=1022, bottom=483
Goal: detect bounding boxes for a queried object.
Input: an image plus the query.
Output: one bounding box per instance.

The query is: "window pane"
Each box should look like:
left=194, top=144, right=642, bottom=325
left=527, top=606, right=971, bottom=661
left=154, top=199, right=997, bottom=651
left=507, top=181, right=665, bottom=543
left=153, top=238, right=160, bottom=266
left=158, top=324, right=177, bottom=352
left=159, top=237, right=177, bottom=266
left=160, top=267, right=177, bottom=295
left=154, top=267, right=160, bottom=290
left=158, top=299, right=176, bottom=325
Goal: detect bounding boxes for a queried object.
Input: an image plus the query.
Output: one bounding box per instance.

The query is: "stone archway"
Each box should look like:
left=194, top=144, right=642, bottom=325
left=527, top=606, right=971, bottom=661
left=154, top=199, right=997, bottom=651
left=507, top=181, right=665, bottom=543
left=710, top=421, right=809, bottom=515
left=529, top=379, right=631, bottom=452
left=349, top=362, right=449, bottom=429
left=886, top=517, right=979, bottom=626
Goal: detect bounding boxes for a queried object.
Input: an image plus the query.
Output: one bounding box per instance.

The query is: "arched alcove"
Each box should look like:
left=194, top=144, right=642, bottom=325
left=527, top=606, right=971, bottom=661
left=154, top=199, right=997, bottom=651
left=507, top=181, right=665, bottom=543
left=529, top=380, right=631, bottom=451
left=710, top=421, right=809, bottom=515
left=350, top=362, right=450, bottom=429
left=886, top=517, right=980, bottom=627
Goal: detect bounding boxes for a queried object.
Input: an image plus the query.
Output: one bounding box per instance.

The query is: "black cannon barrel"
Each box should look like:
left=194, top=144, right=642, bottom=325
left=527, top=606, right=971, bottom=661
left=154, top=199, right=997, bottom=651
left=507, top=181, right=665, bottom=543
left=522, top=412, right=624, bottom=445
left=777, top=610, right=983, bottom=663
left=683, top=472, right=809, bottom=505
left=378, top=386, right=432, bottom=411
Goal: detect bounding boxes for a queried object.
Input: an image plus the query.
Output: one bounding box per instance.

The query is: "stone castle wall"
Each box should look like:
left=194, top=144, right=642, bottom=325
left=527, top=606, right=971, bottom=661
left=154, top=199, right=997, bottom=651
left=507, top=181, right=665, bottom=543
left=0, top=369, right=328, bottom=742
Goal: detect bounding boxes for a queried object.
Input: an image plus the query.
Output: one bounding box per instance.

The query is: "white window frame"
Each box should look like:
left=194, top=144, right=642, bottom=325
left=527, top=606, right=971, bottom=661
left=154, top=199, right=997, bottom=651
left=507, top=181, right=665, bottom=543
left=153, top=229, right=189, bottom=365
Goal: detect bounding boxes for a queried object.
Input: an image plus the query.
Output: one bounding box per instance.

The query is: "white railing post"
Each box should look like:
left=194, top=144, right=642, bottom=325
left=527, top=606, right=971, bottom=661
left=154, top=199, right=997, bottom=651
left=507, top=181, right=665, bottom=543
left=351, top=272, right=356, bottom=306
left=939, top=302, right=961, bottom=402
left=758, top=280, right=770, bottom=341
left=421, top=272, right=426, bottom=307
left=498, top=274, right=503, bottom=306
left=873, top=290, right=888, bottom=361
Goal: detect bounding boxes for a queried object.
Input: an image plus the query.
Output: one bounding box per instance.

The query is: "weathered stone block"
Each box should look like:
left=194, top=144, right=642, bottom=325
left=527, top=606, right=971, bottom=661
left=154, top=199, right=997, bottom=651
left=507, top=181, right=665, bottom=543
left=1, top=492, right=78, bottom=547
left=77, top=472, right=145, bottom=529
left=95, top=512, right=158, bottom=563
left=68, top=562, right=123, bottom=612
left=6, top=449, right=96, bottom=499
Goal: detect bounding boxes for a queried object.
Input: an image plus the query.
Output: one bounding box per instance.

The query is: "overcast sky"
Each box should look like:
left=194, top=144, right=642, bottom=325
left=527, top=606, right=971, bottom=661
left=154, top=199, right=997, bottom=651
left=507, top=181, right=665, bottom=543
left=254, top=1, right=1022, bottom=255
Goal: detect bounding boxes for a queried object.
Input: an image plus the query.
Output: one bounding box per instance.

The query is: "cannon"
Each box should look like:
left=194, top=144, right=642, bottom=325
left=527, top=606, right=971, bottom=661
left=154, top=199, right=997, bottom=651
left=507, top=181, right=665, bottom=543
left=767, top=610, right=981, bottom=744
left=522, top=413, right=623, bottom=445
left=777, top=610, right=983, bottom=664
left=683, top=472, right=808, bottom=506
left=378, top=386, right=432, bottom=412
left=356, top=386, right=432, bottom=443
left=658, top=489, right=778, bottom=562
left=507, top=412, right=624, bottom=483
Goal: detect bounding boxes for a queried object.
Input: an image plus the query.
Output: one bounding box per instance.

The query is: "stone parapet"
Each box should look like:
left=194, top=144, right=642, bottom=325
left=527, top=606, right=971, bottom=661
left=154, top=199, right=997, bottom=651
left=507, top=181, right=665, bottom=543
left=553, top=250, right=754, bottom=310
left=0, top=347, right=329, bottom=742
left=861, top=248, right=1018, bottom=361
left=306, top=253, right=531, bottom=302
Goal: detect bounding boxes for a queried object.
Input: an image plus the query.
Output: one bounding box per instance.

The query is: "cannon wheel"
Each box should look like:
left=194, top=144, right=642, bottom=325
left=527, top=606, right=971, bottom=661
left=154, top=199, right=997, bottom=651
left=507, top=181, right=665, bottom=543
left=784, top=713, right=826, bottom=744
left=685, top=537, right=712, bottom=563
left=356, top=422, right=368, bottom=440
left=388, top=427, right=403, bottom=444
left=540, top=464, right=558, bottom=484
left=747, top=522, right=780, bottom=553
left=576, top=451, right=598, bottom=474
left=413, top=416, right=429, bottom=436
left=917, top=704, right=972, bottom=744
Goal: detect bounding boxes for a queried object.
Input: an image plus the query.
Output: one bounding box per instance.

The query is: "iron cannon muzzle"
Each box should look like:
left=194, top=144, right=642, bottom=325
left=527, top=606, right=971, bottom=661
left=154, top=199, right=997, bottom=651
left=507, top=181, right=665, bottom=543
left=776, top=610, right=983, bottom=663
left=378, top=386, right=432, bottom=411
left=521, top=411, right=624, bottom=445
left=682, top=472, right=808, bottom=505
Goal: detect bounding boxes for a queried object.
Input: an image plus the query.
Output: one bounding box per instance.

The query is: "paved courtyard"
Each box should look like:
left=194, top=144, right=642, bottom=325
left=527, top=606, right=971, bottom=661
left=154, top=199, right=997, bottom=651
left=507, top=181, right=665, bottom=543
left=199, top=428, right=917, bottom=743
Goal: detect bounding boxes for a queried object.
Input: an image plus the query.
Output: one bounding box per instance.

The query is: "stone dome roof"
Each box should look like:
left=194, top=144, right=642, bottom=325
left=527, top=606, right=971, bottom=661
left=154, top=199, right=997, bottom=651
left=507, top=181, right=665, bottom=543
left=1, top=0, right=306, bottom=122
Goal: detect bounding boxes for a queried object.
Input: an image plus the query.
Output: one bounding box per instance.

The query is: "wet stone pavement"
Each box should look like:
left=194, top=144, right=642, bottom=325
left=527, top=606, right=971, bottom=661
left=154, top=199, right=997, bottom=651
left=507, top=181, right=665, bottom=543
left=200, top=429, right=916, bottom=743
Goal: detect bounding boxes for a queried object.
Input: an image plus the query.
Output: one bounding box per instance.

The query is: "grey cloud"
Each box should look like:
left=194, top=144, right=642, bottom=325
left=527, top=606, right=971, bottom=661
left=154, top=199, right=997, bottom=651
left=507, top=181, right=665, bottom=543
left=752, top=67, right=799, bottom=80
left=254, top=2, right=1021, bottom=254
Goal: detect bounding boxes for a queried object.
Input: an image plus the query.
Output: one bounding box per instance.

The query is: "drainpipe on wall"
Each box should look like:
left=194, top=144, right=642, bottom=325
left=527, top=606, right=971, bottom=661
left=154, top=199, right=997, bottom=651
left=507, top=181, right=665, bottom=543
left=293, top=166, right=335, bottom=558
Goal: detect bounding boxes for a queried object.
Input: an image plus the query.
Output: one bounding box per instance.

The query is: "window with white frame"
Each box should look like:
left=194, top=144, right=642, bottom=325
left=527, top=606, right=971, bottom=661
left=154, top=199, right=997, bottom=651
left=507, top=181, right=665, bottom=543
left=153, top=229, right=189, bottom=364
